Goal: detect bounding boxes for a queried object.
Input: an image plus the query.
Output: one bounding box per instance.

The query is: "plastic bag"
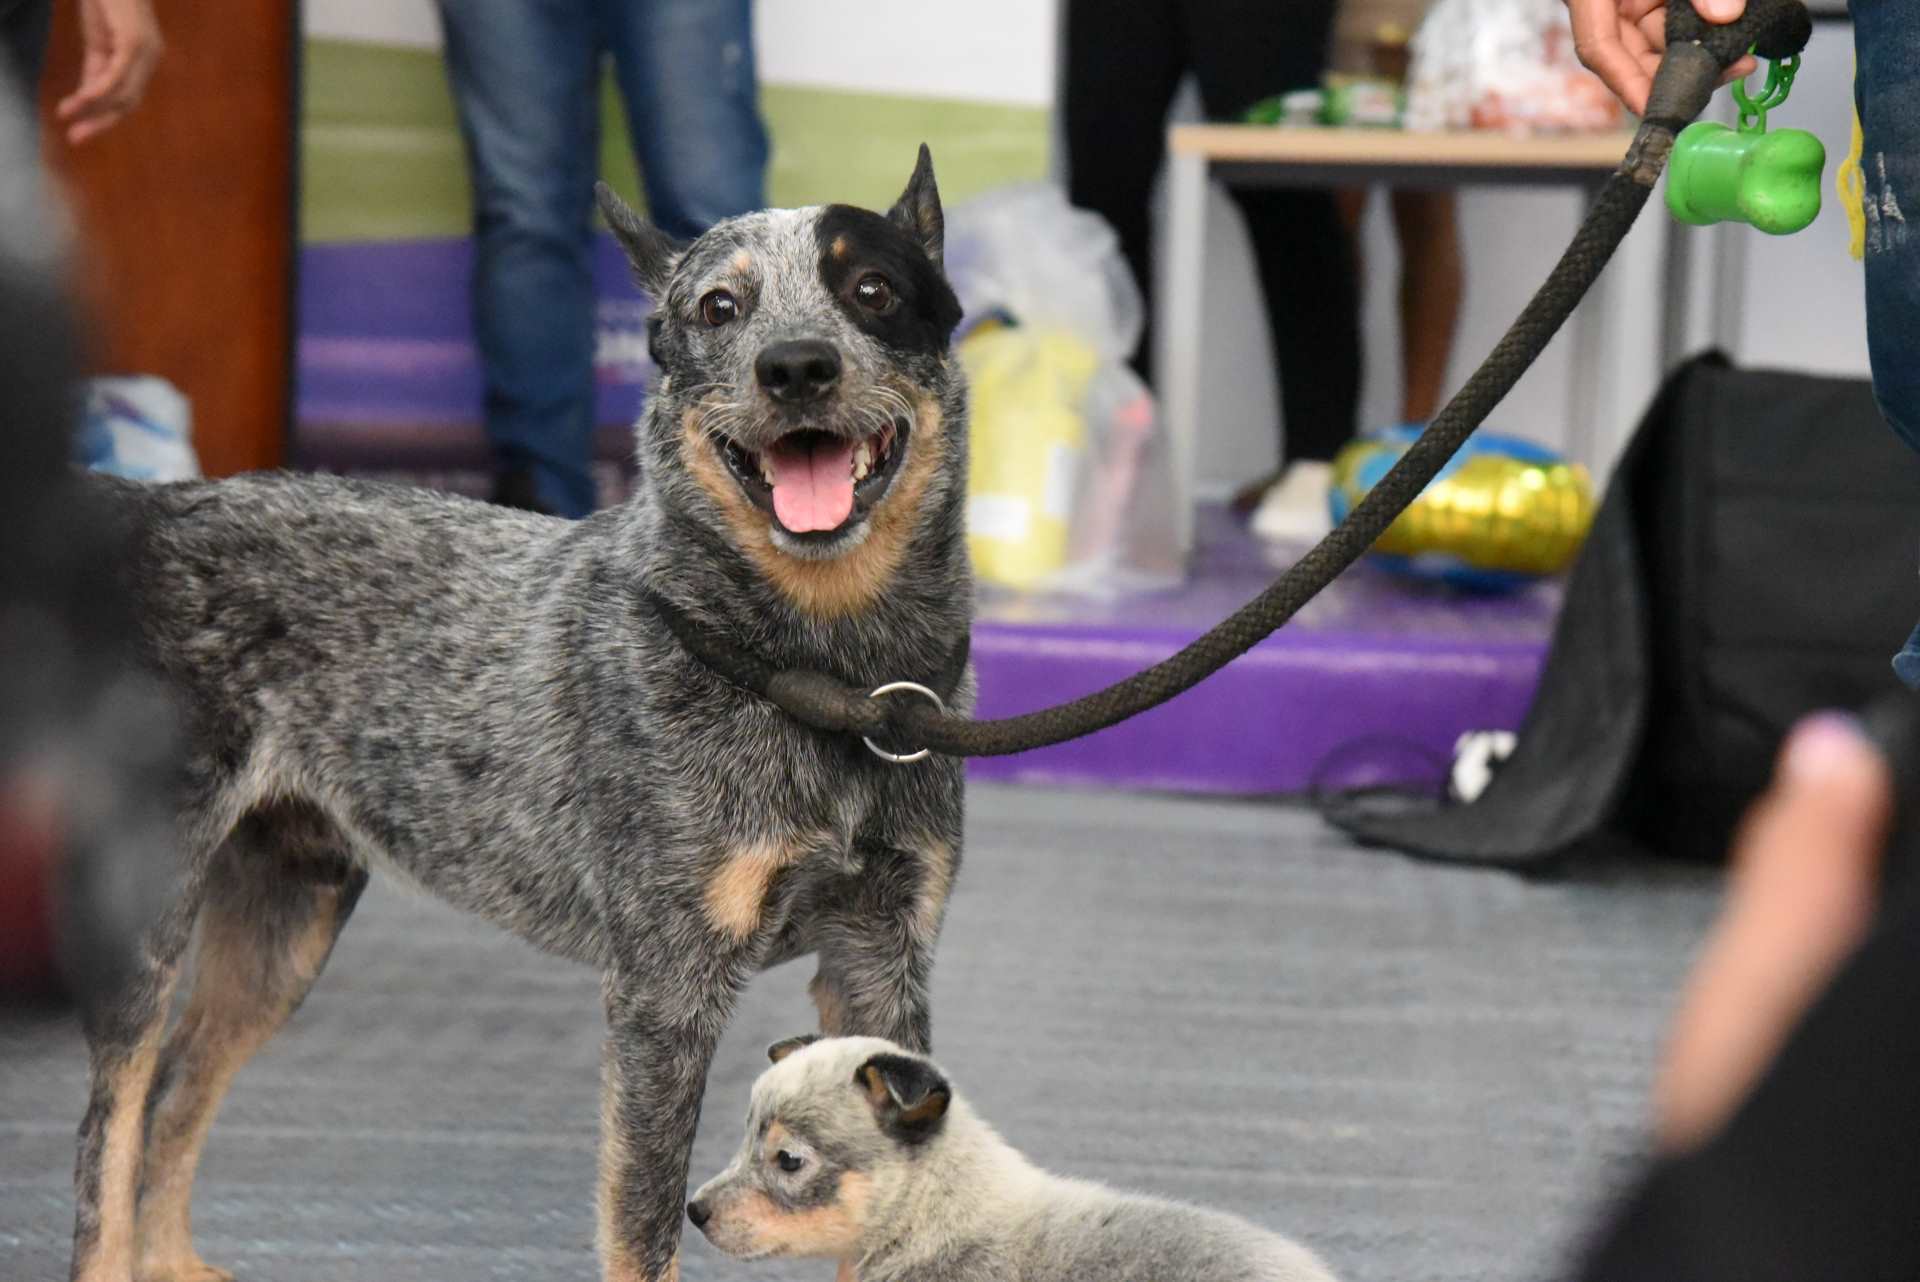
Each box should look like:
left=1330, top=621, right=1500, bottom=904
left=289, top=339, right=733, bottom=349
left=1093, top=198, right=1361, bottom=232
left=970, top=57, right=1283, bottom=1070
left=945, top=186, right=1182, bottom=594
left=1403, top=0, right=1623, bottom=134
left=75, top=377, right=199, bottom=481
left=944, top=184, right=1143, bottom=365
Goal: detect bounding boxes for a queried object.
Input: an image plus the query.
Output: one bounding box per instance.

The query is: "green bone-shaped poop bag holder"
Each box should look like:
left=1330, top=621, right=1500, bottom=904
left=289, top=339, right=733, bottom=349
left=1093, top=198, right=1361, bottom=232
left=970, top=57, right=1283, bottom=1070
left=1665, top=54, right=1825, bottom=236
left=1667, top=121, right=1825, bottom=234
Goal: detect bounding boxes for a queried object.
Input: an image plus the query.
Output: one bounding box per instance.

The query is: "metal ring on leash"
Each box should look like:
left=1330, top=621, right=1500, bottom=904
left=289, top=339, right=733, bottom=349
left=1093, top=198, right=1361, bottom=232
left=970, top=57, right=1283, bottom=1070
left=863, top=681, right=945, bottom=764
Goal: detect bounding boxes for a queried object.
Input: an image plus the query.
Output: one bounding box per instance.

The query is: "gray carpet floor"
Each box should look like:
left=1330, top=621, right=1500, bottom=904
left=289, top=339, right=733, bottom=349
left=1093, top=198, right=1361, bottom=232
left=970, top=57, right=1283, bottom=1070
left=2, top=786, right=1723, bottom=1282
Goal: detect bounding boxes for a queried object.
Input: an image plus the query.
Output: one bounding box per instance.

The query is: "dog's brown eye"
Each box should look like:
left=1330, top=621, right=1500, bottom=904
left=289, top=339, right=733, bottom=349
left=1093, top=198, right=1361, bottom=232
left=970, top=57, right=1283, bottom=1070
left=854, top=275, right=893, bottom=312
left=775, top=1150, right=804, bottom=1173
left=701, top=289, right=739, bottom=327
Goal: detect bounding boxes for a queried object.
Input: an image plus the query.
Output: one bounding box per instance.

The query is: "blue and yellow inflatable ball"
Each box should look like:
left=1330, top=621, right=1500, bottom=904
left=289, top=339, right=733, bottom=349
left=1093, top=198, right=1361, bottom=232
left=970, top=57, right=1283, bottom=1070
left=1329, top=427, right=1596, bottom=591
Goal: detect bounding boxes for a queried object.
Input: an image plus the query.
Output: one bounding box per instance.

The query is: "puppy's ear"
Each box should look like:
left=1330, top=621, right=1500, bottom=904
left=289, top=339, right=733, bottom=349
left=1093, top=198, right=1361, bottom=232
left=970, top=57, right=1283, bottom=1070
left=886, top=144, right=944, bottom=270
left=767, top=1034, right=821, bottom=1064
left=856, top=1052, right=950, bottom=1144
left=597, top=181, right=685, bottom=298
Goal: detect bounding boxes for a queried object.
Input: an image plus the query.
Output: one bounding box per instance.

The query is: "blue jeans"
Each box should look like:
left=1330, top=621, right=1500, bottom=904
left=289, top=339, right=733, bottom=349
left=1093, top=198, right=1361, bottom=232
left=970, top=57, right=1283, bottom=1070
left=438, top=0, right=768, bottom=517
left=1852, top=0, right=1920, bottom=686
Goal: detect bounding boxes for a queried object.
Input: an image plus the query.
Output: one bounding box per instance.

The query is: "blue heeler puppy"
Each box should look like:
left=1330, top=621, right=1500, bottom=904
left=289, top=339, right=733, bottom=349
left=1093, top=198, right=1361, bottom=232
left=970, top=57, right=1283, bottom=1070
left=690, top=1035, right=1341, bottom=1282
left=69, top=147, right=971, bottom=1282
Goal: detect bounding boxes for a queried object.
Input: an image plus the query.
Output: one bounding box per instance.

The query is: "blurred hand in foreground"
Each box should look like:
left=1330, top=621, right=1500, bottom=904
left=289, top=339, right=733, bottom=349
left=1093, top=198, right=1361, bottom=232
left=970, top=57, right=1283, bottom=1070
left=1656, top=713, right=1893, bottom=1150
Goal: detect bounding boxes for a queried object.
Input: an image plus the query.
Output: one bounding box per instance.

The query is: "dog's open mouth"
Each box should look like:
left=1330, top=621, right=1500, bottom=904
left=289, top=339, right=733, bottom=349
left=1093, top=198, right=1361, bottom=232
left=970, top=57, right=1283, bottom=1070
left=719, top=418, right=908, bottom=538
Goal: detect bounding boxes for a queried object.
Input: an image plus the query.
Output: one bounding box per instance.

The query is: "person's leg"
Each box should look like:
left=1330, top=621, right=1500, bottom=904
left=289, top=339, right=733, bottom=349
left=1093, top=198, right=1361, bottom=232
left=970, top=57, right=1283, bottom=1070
left=1187, top=0, right=1360, bottom=466
left=0, top=0, right=52, bottom=109
left=1853, top=0, right=1920, bottom=457
left=1388, top=187, right=1463, bottom=424
left=437, top=0, right=601, bottom=519
left=1850, top=0, right=1920, bottom=687
left=601, top=0, right=767, bottom=242
left=1229, top=181, right=1369, bottom=513
left=1063, top=0, right=1186, bottom=384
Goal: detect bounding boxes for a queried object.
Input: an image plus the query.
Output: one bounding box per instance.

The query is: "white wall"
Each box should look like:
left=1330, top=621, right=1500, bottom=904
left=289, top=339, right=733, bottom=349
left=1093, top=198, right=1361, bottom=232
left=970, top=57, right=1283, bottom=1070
left=1696, top=22, right=1866, bottom=374
left=303, top=0, right=1056, bottom=106
left=305, top=0, right=439, bottom=48
left=752, top=0, right=1054, bottom=106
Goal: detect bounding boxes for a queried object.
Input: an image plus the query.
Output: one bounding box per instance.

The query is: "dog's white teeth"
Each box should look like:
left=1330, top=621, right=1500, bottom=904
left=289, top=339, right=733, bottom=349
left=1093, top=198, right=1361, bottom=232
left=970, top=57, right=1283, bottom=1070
left=852, top=442, right=872, bottom=481
left=759, top=456, right=777, bottom=487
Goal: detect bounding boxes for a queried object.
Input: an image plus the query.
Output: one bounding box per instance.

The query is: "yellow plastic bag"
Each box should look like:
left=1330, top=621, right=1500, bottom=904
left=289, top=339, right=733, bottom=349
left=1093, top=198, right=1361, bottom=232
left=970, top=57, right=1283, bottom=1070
left=961, top=325, right=1101, bottom=589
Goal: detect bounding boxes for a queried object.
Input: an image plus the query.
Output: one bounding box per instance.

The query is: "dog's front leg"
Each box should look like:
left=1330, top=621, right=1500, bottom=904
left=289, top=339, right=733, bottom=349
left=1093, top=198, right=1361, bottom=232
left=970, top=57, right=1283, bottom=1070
left=810, top=836, right=958, bottom=1054
left=596, top=965, right=742, bottom=1282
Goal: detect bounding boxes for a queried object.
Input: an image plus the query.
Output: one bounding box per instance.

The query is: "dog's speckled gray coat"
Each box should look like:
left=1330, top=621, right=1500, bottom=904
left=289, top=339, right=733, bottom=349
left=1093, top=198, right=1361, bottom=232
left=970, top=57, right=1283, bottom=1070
left=67, top=154, right=972, bottom=1282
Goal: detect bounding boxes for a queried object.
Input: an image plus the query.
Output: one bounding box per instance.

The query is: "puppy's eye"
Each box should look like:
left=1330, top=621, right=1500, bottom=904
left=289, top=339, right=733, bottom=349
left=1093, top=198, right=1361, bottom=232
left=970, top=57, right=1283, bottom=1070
left=775, top=1150, right=805, bottom=1174
left=701, top=289, right=739, bottom=327
left=854, top=275, right=894, bottom=312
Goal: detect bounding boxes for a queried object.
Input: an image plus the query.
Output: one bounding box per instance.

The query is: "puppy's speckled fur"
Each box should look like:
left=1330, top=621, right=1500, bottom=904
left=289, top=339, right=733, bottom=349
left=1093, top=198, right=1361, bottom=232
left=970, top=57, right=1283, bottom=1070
left=692, top=1037, right=1340, bottom=1282
left=68, top=150, right=971, bottom=1282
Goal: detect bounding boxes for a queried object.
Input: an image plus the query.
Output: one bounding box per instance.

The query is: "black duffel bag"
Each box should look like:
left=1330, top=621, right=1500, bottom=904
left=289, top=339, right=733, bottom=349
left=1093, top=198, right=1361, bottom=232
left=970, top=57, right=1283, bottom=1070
left=1329, top=352, right=1920, bottom=867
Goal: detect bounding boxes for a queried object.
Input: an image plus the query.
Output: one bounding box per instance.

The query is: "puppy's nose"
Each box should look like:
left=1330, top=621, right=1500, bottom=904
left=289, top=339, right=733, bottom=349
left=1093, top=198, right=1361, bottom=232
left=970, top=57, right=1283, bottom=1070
left=687, top=1199, right=711, bottom=1229
left=757, top=339, right=842, bottom=404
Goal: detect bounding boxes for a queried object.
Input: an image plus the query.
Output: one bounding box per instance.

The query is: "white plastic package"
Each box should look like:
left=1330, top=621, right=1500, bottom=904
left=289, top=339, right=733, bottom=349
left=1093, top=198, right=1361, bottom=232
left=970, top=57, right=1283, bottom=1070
left=943, top=185, right=1183, bottom=595
left=1404, top=0, right=1624, bottom=134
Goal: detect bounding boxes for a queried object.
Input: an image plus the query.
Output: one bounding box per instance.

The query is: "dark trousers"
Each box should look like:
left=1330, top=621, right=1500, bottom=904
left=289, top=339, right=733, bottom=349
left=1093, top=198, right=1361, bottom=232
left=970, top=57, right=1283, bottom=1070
left=1063, top=0, right=1361, bottom=464
left=0, top=0, right=50, bottom=107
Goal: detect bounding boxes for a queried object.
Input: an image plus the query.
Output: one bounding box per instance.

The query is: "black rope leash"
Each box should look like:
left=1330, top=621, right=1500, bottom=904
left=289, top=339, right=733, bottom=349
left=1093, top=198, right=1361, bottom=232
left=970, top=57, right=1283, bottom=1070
left=654, top=0, right=1813, bottom=762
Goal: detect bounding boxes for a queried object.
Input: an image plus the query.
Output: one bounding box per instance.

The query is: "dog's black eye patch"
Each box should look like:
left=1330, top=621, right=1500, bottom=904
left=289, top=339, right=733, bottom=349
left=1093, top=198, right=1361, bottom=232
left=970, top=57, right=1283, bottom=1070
left=815, top=205, right=961, bottom=358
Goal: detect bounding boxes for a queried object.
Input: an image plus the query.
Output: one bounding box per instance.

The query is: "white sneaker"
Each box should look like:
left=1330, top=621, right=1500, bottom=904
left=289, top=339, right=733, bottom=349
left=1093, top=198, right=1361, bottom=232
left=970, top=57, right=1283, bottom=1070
left=1250, top=460, right=1335, bottom=543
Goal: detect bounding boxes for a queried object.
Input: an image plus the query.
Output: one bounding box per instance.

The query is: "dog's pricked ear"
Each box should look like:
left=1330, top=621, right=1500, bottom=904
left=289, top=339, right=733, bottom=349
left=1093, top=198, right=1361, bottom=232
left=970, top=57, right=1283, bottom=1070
left=856, top=1052, right=950, bottom=1143
left=886, top=144, right=944, bottom=270
left=767, top=1034, right=821, bottom=1064
left=597, top=181, right=684, bottom=298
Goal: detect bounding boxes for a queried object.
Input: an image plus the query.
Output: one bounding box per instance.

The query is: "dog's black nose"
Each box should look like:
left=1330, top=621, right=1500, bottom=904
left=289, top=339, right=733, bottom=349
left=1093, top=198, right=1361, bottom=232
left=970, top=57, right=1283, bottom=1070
left=756, top=339, right=841, bottom=403
left=687, top=1199, right=711, bottom=1229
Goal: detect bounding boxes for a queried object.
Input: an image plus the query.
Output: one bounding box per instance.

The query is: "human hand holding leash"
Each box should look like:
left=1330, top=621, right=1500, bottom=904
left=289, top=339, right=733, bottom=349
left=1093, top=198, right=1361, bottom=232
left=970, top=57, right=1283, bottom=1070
left=55, top=0, right=162, bottom=145
left=1654, top=714, right=1892, bottom=1151
left=1565, top=0, right=1757, bottom=115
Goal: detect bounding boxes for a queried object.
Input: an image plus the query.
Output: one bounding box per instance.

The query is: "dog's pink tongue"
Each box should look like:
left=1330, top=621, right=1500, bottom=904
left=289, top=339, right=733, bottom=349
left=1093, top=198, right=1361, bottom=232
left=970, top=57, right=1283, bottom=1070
left=765, top=436, right=856, bottom=533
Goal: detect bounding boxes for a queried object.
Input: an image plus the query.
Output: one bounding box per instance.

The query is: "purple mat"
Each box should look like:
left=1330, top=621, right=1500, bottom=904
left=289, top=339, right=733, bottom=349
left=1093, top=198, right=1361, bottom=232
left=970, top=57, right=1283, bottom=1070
left=296, top=238, right=654, bottom=441
left=967, top=507, right=1558, bottom=796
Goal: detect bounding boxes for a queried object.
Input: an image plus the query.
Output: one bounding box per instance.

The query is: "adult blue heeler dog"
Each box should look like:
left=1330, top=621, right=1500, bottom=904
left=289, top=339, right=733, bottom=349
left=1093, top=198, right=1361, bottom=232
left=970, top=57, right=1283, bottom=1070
left=71, top=148, right=971, bottom=1282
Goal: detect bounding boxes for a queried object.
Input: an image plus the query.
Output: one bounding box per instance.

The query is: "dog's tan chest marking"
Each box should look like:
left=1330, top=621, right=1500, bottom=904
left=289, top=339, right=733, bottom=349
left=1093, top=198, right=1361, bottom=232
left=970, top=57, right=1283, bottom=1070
left=679, top=399, right=949, bottom=620
left=702, top=836, right=814, bottom=942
